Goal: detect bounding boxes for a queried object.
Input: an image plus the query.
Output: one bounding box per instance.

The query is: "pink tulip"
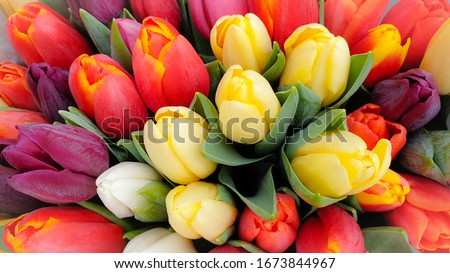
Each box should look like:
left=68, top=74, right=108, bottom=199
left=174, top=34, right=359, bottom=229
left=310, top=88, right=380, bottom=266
left=129, top=0, right=181, bottom=29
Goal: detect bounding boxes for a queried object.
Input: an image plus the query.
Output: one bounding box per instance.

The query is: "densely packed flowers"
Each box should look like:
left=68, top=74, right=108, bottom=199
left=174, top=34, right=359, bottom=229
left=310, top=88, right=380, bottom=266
left=1, top=0, right=449, bottom=253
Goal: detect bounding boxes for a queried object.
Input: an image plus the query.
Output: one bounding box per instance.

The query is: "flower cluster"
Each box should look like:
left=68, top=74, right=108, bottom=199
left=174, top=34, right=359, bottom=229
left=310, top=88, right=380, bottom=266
left=1, top=0, right=449, bottom=253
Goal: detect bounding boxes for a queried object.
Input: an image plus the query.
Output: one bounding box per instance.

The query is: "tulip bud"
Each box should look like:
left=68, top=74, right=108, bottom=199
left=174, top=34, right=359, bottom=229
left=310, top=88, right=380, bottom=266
left=280, top=24, right=351, bottom=107
left=296, top=205, right=366, bottom=253
left=0, top=62, right=39, bottom=111
left=290, top=130, right=391, bottom=198
left=69, top=54, right=149, bottom=140
left=355, top=169, right=410, bottom=212
left=215, top=65, right=281, bottom=144
left=351, top=24, right=411, bottom=87
left=238, top=193, right=300, bottom=253
left=190, top=0, right=248, bottom=39
left=346, top=103, right=407, bottom=158
left=144, top=106, right=218, bottom=185
left=3, top=206, right=125, bottom=252
left=129, top=0, right=181, bottom=29
left=370, top=68, right=441, bottom=132
left=66, top=0, right=126, bottom=24
left=210, top=13, right=273, bottom=73
left=0, top=108, right=49, bottom=139
left=166, top=181, right=238, bottom=245
left=133, top=16, right=210, bottom=113
left=6, top=2, right=93, bottom=69
left=325, top=0, right=390, bottom=49
left=1, top=123, right=109, bottom=204
left=123, top=227, right=197, bottom=253
left=113, top=18, right=142, bottom=53
left=397, top=129, right=450, bottom=187
left=382, top=0, right=450, bottom=70
left=96, top=162, right=171, bottom=222
left=420, top=18, right=450, bottom=95
left=26, top=63, right=75, bottom=123
left=384, top=173, right=450, bottom=252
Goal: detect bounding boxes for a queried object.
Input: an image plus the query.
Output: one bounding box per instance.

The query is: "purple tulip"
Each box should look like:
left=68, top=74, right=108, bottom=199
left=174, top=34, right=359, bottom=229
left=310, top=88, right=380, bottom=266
left=26, top=63, right=75, bottom=123
left=371, top=68, right=441, bottom=132
left=114, top=18, right=142, bottom=52
left=67, top=0, right=126, bottom=24
left=0, top=165, right=46, bottom=215
left=189, top=0, right=249, bottom=39
left=1, top=124, right=109, bottom=204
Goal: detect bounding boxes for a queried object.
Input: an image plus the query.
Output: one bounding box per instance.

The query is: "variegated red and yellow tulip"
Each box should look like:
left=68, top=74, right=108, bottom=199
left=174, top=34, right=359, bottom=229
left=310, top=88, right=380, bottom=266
left=324, top=0, right=390, bottom=49
left=382, top=0, right=450, bottom=70
left=296, top=205, right=366, bottom=253
left=351, top=24, right=411, bottom=87
left=133, top=16, right=210, bottom=113
left=5, top=2, right=93, bottom=69
left=69, top=54, right=149, bottom=140
left=247, top=0, right=319, bottom=47
left=0, top=108, right=49, bottom=139
left=356, top=169, right=410, bottom=212
left=3, top=206, right=125, bottom=253
left=0, top=62, right=39, bottom=112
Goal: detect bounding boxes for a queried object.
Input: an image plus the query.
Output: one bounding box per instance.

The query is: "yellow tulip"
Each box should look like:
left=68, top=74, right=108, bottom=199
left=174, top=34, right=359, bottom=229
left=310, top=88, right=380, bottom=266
left=290, top=130, right=391, bottom=198
left=210, top=13, right=273, bottom=73
left=215, top=65, right=281, bottom=144
left=280, top=23, right=350, bottom=107
left=420, top=18, right=450, bottom=95
left=143, top=106, right=218, bottom=185
left=165, top=181, right=238, bottom=244
left=0, top=0, right=33, bottom=16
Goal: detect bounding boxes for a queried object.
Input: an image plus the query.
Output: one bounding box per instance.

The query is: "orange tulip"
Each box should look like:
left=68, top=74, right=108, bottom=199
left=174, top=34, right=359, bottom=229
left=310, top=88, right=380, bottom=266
left=384, top=173, right=450, bottom=252
left=356, top=169, right=410, bottom=212
left=5, top=2, right=93, bottom=69
left=351, top=24, right=410, bottom=87
left=0, top=108, right=49, bottom=139
left=324, top=0, right=390, bottom=49
left=132, top=17, right=210, bottom=113
left=3, top=206, right=125, bottom=252
left=382, top=0, right=450, bottom=70
left=0, top=62, right=39, bottom=112
left=247, top=0, right=319, bottom=47
left=69, top=54, right=149, bottom=140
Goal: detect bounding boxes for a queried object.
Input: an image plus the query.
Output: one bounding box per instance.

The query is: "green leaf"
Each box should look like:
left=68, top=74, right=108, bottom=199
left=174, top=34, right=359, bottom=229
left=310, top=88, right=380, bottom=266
left=117, top=138, right=145, bottom=163
left=80, top=9, right=111, bottom=55
left=363, top=227, right=418, bottom=253
left=0, top=218, right=12, bottom=253
left=39, top=0, right=70, bottom=19
left=284, top=108, right=347, bottom=159
left=331, top=52, right=374, bottom=109
left=227, top=240, right=266, bottom=253
left=189, top=92, right=219, bottom=126
left=119, top=8, right=136, bottom=20
left=280, top=147, right=346, bottom=208
left=261, top=42, right=286, bottom=84
left=202, top=124, right=270, bottom=166
left=110, top=19, right=133, bottom=74
left=135, top=182, right=172, bottom=223
left=218, top=164, right=277, bottom=221
left=78, top=201, right=136, bottom=232
left=205, top=60, right=224, bottom=102
left=130, top=131, right=154, bottom=167
left=254, top=87, right=298, bottom=156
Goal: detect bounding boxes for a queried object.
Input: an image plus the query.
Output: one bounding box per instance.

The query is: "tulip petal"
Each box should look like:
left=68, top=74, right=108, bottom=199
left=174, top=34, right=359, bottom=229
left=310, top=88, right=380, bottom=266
left=255, top=222, right=297, bottom=252
left=296, top=217, right=330, bottom=252
left=8, top=169, right=97, bottom=204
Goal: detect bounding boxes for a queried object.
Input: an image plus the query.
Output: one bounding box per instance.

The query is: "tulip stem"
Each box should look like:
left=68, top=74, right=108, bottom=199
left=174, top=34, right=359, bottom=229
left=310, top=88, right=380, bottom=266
left=319, top=0, right=325, bottom=25
left=78, top=201, right=136, bottom=232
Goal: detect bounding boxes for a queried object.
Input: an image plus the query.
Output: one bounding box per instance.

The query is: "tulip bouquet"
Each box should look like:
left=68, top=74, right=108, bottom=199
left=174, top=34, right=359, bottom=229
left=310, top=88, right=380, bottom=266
left=0, top=0, right=449, bottom=254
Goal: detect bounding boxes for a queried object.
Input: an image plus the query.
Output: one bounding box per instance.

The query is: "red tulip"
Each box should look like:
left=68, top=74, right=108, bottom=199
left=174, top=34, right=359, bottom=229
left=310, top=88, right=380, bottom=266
left=346, top=103, right=407, bottom=158
left=209, top=244, right=249, bottom=253
left=132, top=17, right=210, bottom=113
left=248, top=0, right=319, bottom=47
left=5, top=2, right=93, bottom=69
left=0, top=62, right=39, bottom=111
left=351, top=24, right=410, bottom=87
left=3, top=206, right=125, bottom=252
left=324, top=0, right=390, bottom=49
left=0, top=108, right=49, bottom=139
left=384, top=173, right=450, bottom=252
left=69, top=54, right=149, bottom=140
left=296, top=205, right=365, bottom=253
left=238, top=193, right=300, bottom=253
left=381, top=0, right=450, bottom=70
left=189, top=0, right=248, bottom=39
left=129, top=0, right=181, bottom=29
